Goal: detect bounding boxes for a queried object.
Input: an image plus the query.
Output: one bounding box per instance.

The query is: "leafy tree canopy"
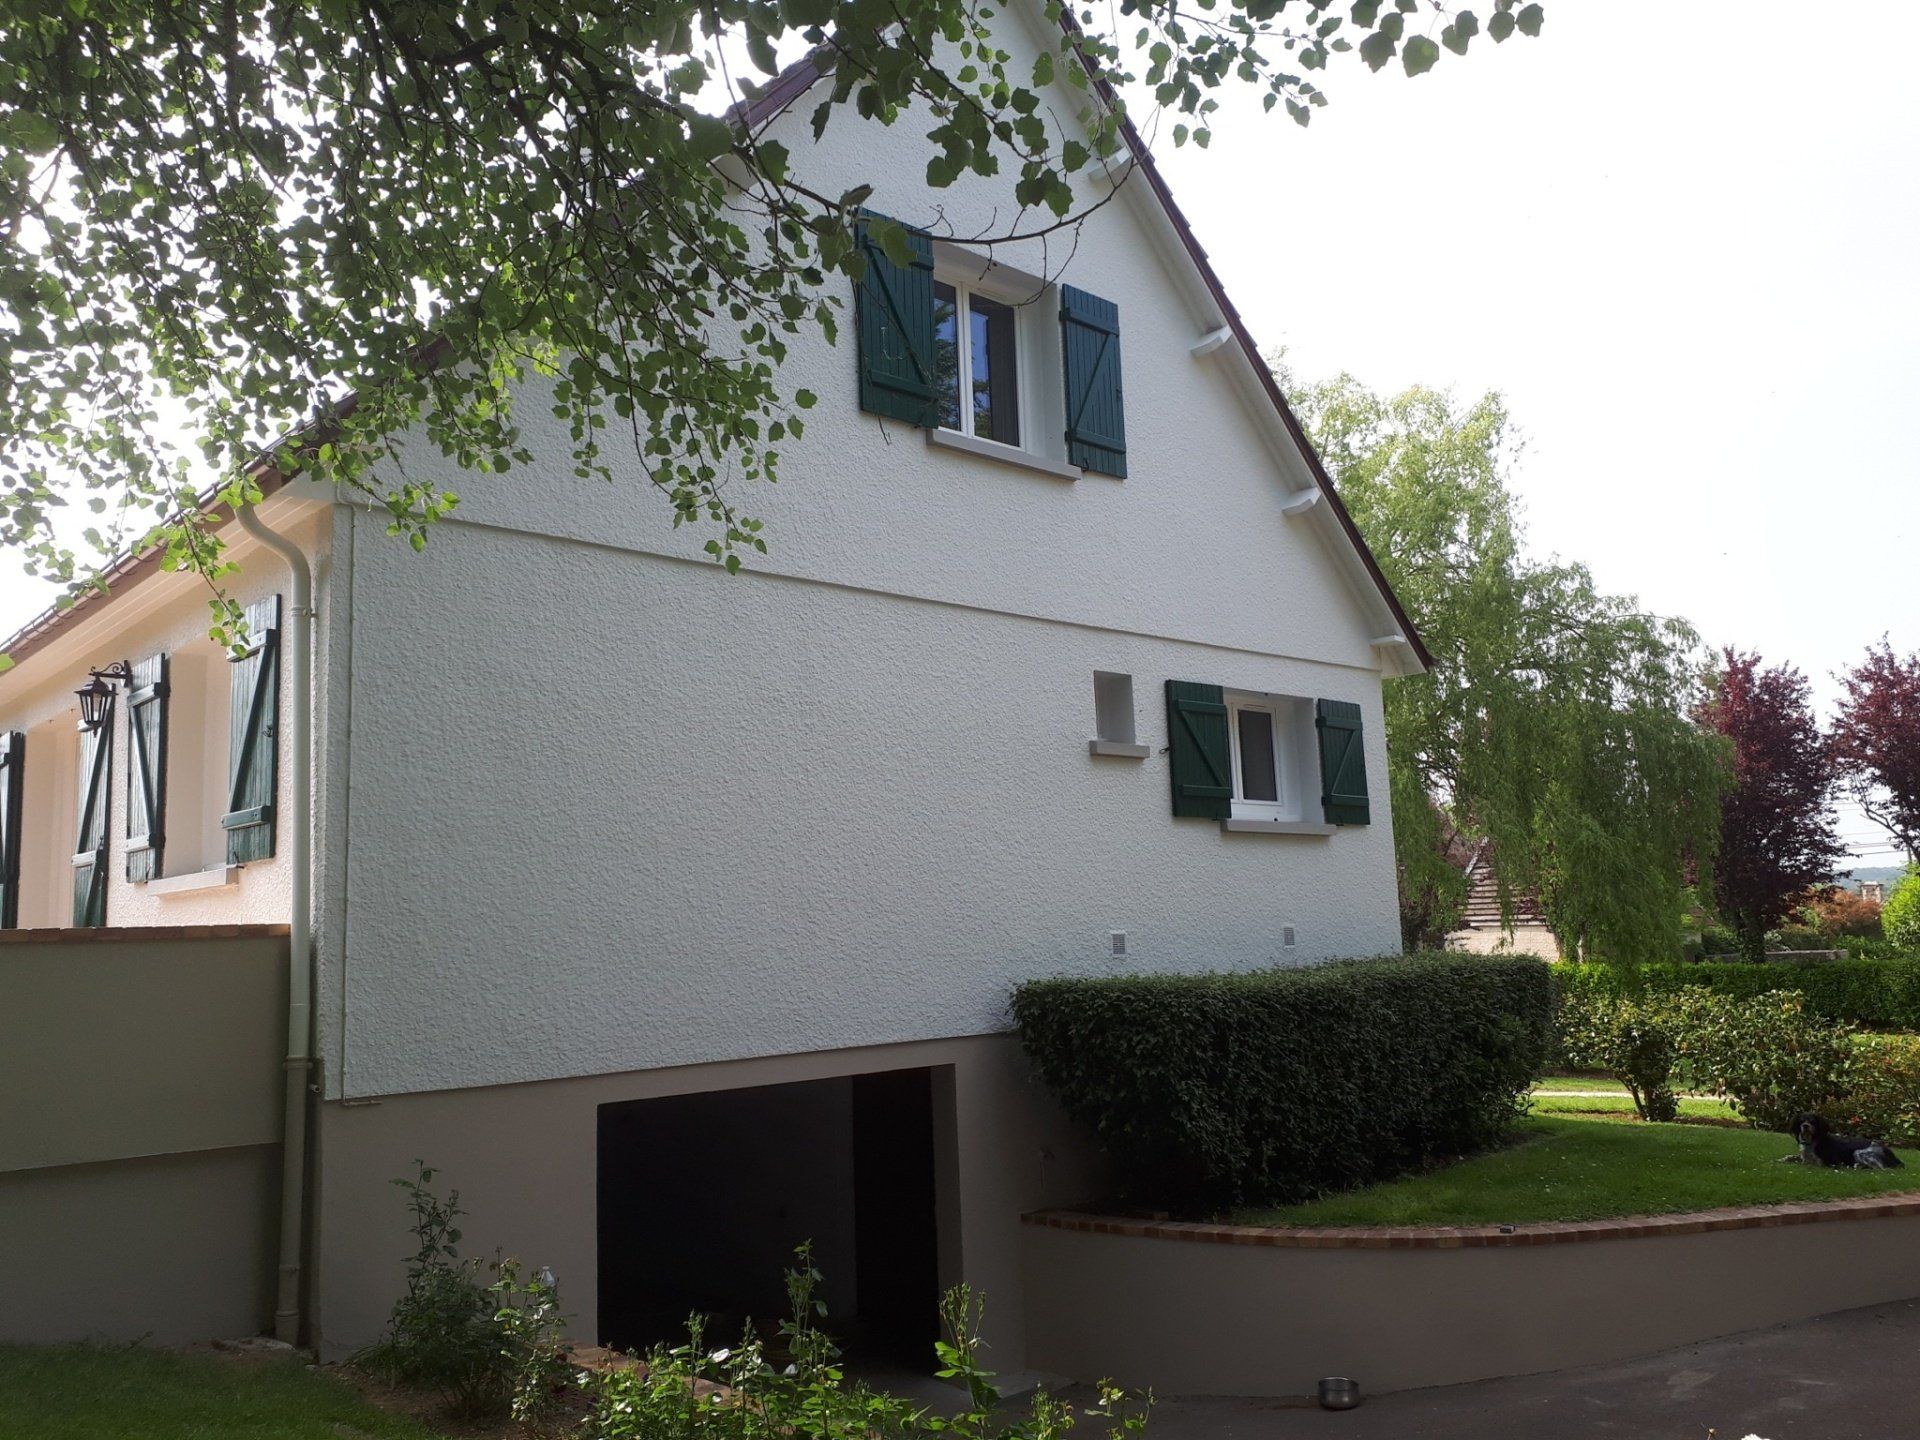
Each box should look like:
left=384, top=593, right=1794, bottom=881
left=1833, top=640, right=1920, bottom=863
left=1286, top=368, right=1727, bottom=959
left=1695, top=648, right=1847, bottom=961
left=0, top=0, right=1543, bottom=643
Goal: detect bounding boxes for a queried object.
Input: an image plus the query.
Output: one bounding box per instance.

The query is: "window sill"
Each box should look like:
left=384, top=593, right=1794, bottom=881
left=1220, top=819, right=1339, bottom=838
left=1088, top=739, right=1151, bottom=759
left=927, top=427, right=1083, bottom=482
left=139, top=865, right=241, bottom=897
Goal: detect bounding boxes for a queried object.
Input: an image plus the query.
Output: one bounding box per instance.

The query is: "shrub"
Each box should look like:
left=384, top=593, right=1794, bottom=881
left=1885, top=869, right=1920, bottom=950
left=1766, top=926, right=1832, bottom=953
left=584, top=1246, right=1149, bottom=1440
left=1012, top=953, right=1552, bottom=1212
left=1806, top=888, right=1884, bottom=939
left=1555, top=958, right=1920, bottom=1030
left=1673, top=991, right=1855, bottom=1131
left=358, top=1164, right=568, bottom=1422
left=1843, top=1034, right=1920, bottom=1144
left=1556, top=991, right=1683, bottom=1120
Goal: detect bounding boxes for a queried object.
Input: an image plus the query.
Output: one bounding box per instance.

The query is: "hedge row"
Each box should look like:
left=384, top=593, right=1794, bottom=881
left=1555, top=959, right=1920, bottom=1031
left=1012, top=953, right=1553, bottom=1213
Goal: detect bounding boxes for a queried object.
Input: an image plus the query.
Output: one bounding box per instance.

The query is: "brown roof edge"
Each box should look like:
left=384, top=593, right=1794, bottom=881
left=0, top=335, right=454, bottom=674
left=1054, top=10, right=1431, bottom=670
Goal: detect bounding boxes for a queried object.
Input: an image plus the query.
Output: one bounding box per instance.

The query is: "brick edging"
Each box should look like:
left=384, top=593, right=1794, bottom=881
left=1023, top=1192, right=1920, bottom=1249
left=0, top=923, right=290, bottom=945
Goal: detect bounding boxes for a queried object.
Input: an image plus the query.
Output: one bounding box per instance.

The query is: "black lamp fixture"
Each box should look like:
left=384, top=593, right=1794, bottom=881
left=76, top=660, right=134, bottom=732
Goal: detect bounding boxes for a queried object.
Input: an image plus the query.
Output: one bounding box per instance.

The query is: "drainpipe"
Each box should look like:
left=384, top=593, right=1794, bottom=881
left=238, top=501, right=315, bottom=1346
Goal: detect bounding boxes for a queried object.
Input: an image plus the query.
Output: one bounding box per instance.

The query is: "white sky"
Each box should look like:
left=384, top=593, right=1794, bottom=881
left=3, top=1, right=1912, bottom=861
left=1149, top=0, right=1920, bottom=865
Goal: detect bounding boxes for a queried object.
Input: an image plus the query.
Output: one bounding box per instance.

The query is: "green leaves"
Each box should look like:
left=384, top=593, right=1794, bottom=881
left=1357, top=29, right=1397, bottom=71
left=0, top=0, right=1546, bottom=602
left=1290, top=366, right=1722, bottom=964
left=1442, top=10, right=1480, bottom=55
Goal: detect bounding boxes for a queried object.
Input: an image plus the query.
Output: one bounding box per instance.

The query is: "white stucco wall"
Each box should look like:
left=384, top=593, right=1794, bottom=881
left=310, top=7, right=1412, bottom=1098
left=0, top=498, right=326, bottom=929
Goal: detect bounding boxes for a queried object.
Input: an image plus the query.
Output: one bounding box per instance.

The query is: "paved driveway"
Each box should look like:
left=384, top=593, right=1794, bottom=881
left=1118, top=1297, right=1920, bottom=1440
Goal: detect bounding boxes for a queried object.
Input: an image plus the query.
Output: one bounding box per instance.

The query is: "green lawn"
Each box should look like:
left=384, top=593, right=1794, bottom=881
left=0, top=1346, right=446, bottom=1440
left=1531, top=1074, right=1627, bottom=1092
left=1235, top=1110, right=1920, bottom=1228
left=1529, top=1090, right=1741, bottom=1122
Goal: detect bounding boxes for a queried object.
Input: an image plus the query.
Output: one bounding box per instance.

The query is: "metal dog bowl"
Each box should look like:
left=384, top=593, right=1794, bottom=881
left=1318, top=1376, right=1362, bottom=1411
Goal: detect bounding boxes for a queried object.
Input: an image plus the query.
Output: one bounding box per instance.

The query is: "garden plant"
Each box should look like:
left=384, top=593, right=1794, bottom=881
left=1014, top=952, right=1552, bottom=1211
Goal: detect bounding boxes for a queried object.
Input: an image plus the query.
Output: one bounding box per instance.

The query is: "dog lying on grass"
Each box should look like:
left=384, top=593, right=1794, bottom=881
left=1781, top=1113, right=1904, bottom=1169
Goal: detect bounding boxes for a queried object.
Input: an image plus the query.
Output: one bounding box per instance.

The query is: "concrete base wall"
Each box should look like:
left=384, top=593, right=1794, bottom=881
left=0, top=1146, right=279, bottom=1345
left=1021, top=1214, right=1920, bottom=1397
left=0, top=930, right=287, bottom=1345
left=312, top=1033, right=1103, bottom=1365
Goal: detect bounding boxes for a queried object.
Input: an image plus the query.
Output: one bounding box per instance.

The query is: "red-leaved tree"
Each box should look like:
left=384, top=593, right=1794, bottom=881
left=1696, top=649, right=1847, bottom=960
left=1833, top=640, right=1920, bottom=863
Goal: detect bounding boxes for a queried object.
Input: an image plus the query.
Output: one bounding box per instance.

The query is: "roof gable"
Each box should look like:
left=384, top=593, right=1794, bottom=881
left=736, top=13, right=1428, bottom=672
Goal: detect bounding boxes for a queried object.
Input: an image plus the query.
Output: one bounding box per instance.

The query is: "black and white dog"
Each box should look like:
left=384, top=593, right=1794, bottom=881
left=1783, top=1113, right=1904, bottom=1170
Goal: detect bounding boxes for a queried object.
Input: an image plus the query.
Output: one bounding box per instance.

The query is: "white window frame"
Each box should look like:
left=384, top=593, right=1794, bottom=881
left=1227, top=695, right=1303, bottom=823
left=933, top=277, right=1026, bottom=450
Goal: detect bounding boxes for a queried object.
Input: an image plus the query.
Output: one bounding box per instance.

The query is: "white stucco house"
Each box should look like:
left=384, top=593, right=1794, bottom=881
left=0, top=5, right=1427, bottom=1369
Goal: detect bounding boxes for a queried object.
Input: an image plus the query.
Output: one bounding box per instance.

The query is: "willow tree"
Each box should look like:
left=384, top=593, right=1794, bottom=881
left=0, top=0, right=1543, bottom=638
left=1286, top=371, right=1726, bottom=959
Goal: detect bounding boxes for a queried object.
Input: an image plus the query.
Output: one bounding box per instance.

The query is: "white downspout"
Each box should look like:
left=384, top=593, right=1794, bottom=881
left=238, top=502, right=315, bottom=1346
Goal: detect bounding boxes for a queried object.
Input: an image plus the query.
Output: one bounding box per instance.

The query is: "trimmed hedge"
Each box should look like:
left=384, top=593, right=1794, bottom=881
left=1011, top=953, right=1553, bottom=1213
left=1556, top=959, right=1920, bottom=1031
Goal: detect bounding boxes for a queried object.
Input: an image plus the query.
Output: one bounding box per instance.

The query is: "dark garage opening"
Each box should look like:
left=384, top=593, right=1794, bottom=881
left=597, top=1067, right=946, bottom=1362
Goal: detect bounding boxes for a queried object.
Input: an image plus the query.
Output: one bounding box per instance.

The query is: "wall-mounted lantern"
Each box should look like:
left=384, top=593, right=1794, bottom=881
left=75, top=661, right=134, bottom=732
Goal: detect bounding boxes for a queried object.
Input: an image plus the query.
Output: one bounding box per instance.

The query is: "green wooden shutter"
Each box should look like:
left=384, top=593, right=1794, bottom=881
left=126, top=653, right=169, bottom=882
left=0, top=731, right=23, bottom=928
left=224, top=595, right=282, bottom=864
left=1316, top=699, right=1371, bottom=826
left=72, top=714, right=112, bottom=927
left=1166, top=680, right=1231, bottom=820
left=855, top=213, right=938, bottom=426
left=1060, top=285, right=1126, bottom=477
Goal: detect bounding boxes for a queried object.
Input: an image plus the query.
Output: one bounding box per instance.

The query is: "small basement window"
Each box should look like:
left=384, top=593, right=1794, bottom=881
left=933, top=281, right=1021, bottom=446
left=1093, top=672, right=1135, bottom=744
left=1089, top=671, right=1149, bottom=759
left=1227, top=693, right=1313, bottom=822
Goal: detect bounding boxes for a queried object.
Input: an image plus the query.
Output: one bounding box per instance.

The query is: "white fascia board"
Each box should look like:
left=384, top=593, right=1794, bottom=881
left=1101, top=159, right=1420, bottom=677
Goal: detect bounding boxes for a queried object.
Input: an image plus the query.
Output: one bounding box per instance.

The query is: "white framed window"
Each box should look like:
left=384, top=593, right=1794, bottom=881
left=1227, top=694, right=1309, bottom=823
left=932, top=279, right=1023, bottom=447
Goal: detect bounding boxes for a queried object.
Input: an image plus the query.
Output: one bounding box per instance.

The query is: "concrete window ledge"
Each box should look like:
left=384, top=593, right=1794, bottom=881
left=1221, top=819, right=1338, bottom=837
left=142, top=866, right=242, bottom=897
left=1088, top=739, right=1151, bottom=759
left=927, top=427, right=1084, bottom=482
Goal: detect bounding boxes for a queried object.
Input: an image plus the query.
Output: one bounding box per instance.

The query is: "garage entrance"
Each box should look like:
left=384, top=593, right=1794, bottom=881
left=596, top=1067, right=947, bottom=1362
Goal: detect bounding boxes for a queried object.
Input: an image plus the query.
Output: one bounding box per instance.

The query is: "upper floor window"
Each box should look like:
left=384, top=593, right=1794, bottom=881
left=933, top=281, right=1021, bottom=447
left=852, top=214, right=1127, bottom=479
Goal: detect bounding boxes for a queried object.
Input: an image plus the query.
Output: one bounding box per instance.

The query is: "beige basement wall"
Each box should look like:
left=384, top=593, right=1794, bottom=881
left=0, top=928, right=287, bottom=1344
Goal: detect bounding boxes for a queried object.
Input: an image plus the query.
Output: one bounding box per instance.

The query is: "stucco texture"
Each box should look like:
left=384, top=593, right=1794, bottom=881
left=330, top=517, right=1400, bottom=1098
left=316, top=9, right=1408, bottom=1099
